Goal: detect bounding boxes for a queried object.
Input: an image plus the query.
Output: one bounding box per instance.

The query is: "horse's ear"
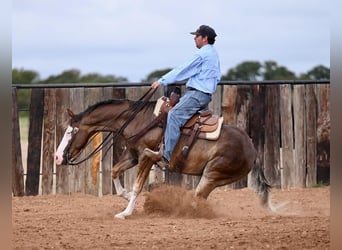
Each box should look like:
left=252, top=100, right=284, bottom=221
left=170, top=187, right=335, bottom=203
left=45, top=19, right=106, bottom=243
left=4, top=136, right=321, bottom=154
left=67, top=109, right=75, bottom=118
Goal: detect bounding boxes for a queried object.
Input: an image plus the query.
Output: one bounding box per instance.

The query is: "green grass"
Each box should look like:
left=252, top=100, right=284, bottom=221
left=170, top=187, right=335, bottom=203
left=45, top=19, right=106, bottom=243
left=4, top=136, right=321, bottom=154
left=19, top=113, right=29, bottom=141
left=310, top=182, right=327, bottom=188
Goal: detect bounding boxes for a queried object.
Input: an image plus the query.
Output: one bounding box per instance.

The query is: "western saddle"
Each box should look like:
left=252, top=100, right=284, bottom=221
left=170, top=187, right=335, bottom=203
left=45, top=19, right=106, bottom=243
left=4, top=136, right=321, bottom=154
left=153, top=90, right=222, bottom=171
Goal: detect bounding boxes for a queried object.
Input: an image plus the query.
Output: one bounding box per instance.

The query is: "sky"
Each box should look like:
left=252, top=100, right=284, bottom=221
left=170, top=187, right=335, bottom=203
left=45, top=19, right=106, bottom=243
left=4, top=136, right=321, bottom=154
left=12, top=0, right=330, bottom=82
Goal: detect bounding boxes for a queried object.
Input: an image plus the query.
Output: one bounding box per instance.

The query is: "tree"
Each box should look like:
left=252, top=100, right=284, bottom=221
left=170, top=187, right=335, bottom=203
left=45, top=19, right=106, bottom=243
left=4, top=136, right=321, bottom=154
left=80, top=73, right=127, bottom=83
left=302, top=65, right=330, bottom=80
left=40, top=69, right=128, bottom=83
left=222, top=60, right=297, bottom=81
left=12, top=68, right=40, bottom=84
left=12, top=68, right=40, bottom=110
left=221, top=61, right=262, bottom=81
left=41, top=69, right=81, bottom=83
left=262, top=61, right=296, bottom=80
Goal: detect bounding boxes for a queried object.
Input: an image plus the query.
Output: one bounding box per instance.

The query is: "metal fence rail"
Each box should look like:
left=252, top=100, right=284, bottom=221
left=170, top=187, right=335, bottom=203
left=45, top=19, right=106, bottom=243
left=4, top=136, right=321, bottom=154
left=12, top=80, right=330, bottom=89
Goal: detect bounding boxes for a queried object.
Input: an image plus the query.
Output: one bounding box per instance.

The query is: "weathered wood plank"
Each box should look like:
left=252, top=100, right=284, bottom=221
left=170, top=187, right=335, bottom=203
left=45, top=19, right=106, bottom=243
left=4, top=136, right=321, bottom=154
left=68, top=88, right=86, bottom=193
left=279, top=85, right=294, bottom=189
left=101, top=87, right=114, bottom=195
left=55, top=88, right=71, bottom=194
left=305, top=84, right=317, bottom=186
left=222, top=85, right=250, bottom=188
left=12, top=88, right=25, bottom=196
left=293, top=85, right=306, bottom=187
left=264, top=85, right=281, bottom=188
left=233, top=86, right=251, bottom=188
left=209, top=85, right=222, bottom=116
left=123, top=87, right=140, bottom=191
left=84, top=88, right=102, bottom=195
left=25, top=88, right=44, bottom=196
left=316, top=84, right=330, bottom=184
left=41, top=88, right=56, bottom=195
left=221, top=85, right=237, bottom=124
left=248, top=85, right=266, bottom=188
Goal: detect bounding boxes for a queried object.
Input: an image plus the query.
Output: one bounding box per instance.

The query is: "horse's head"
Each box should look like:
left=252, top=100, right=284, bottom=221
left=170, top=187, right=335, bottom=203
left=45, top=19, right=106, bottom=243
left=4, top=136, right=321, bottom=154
left=55, top=109, right=92, bottom=165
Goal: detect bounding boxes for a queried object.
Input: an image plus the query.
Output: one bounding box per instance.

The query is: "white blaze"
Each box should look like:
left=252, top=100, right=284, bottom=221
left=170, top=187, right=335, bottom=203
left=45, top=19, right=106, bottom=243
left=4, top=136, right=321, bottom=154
left=55, top=126, right=73, bottom=165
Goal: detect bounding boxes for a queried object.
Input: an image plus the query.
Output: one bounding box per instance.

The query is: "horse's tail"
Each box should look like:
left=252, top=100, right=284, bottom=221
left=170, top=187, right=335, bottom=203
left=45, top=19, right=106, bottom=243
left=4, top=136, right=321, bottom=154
left=251, top=156, right=275, bottom=211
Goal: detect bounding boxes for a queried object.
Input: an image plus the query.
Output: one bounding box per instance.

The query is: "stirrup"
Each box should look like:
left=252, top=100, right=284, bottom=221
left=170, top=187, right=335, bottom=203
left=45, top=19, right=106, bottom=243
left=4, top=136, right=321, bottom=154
left=156, top=156, right=169, bottom=171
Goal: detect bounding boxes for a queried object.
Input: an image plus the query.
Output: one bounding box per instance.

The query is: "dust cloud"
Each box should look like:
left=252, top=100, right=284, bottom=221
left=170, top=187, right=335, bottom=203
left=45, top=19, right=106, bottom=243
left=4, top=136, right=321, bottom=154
left=143, top=185, right=217, bottom=219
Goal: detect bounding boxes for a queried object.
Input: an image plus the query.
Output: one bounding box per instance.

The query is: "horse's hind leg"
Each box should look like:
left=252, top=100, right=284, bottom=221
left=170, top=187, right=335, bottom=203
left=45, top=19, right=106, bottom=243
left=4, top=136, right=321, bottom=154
left=194, top=176, right=217, bottom=199
left=194, top=162, right=244, bottom=199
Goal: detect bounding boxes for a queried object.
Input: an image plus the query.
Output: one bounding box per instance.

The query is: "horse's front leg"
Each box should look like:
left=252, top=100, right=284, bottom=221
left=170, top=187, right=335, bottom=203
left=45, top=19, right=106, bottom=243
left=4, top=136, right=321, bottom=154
left=113, top=177, right=132, bottom=201
left=112, top=153, right=136, bottom=201
left=114, top=157, right=153, bottom=219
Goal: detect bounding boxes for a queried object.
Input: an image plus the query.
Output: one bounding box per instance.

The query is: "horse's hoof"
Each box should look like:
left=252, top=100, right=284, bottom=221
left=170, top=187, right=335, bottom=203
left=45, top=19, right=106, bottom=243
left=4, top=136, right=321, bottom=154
left=114, top=213, right=126, bottom=220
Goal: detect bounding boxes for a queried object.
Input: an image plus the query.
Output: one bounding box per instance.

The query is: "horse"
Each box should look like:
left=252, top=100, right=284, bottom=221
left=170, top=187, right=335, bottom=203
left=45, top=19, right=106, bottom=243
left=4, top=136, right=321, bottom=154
left=55, top=95, right=274, bottom=219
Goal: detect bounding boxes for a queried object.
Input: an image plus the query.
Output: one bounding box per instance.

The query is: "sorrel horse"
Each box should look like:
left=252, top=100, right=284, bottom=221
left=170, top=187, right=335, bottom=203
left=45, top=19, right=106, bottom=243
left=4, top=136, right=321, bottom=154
left=55, top=94, right=274, bottom=219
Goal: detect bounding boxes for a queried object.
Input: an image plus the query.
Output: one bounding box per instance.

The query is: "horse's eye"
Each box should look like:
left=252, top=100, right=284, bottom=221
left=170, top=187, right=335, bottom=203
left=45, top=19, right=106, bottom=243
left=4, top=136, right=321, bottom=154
left=73, top=127, right=79, bottom=134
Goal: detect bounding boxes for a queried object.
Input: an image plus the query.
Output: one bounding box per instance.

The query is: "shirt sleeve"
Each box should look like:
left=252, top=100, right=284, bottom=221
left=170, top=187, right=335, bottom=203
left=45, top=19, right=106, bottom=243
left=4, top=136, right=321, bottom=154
left=158, top=54, right=202, bottom=85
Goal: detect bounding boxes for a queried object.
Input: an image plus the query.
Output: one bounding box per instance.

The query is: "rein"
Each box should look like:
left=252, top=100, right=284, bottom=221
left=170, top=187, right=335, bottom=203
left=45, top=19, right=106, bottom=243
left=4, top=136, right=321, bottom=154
left=66, top=87, right=158, bottom=165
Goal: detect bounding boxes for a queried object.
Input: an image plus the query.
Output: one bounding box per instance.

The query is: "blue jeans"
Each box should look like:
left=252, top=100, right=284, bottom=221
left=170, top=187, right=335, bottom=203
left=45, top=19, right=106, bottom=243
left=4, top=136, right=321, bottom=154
left=163, top=90, right=212, bottom=161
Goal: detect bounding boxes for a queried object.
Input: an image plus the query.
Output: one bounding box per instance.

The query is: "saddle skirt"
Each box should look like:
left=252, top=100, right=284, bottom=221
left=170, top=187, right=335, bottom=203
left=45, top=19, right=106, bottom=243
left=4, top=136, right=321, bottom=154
left=153, top=96, right=223, bottom=140
left=182, top=116, right=224, bottom=140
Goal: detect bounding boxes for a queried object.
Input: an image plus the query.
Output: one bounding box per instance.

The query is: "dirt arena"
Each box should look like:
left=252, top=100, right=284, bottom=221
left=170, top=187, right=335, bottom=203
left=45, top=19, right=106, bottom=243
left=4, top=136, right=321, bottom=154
left=12, top=185, right=329, bottom=250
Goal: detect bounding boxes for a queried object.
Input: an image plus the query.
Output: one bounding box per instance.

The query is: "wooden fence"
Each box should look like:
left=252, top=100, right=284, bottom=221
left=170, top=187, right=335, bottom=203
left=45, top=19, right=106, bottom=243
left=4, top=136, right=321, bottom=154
left=12, top=81, right=330, bottom=196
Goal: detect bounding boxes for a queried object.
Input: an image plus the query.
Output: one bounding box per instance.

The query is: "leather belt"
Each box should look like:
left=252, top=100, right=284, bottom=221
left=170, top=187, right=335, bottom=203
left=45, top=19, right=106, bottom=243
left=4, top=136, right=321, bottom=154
left=186, top=87, right=212, bottom=97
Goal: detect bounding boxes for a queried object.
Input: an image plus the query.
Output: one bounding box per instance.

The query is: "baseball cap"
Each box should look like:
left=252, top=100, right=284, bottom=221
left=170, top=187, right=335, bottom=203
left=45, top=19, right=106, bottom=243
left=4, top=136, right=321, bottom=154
left=190, top=25, right=217, bottom=39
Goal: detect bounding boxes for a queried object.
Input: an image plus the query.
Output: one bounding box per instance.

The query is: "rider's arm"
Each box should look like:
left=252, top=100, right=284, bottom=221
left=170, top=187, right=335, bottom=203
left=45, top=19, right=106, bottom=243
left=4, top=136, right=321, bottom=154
left=157, top=54, right=202, bottom=86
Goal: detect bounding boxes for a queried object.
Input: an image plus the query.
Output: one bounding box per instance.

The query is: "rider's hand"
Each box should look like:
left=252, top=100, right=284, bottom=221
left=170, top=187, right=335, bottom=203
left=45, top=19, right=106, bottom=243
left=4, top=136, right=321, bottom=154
left=151, top=81, right=160, bottom=89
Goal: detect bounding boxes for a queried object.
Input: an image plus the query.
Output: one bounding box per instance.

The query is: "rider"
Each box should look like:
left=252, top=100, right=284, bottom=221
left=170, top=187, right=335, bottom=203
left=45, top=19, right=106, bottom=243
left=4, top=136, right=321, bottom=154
left=144, top=25, right=221, bottom=169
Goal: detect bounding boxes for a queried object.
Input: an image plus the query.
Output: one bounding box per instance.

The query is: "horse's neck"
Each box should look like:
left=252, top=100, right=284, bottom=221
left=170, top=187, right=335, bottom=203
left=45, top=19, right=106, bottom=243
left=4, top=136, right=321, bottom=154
left=82, top=102, right=129, bottom=130
left=85, top=101, right=154, bottom=136
left=123, top=104, right=155, bottom=137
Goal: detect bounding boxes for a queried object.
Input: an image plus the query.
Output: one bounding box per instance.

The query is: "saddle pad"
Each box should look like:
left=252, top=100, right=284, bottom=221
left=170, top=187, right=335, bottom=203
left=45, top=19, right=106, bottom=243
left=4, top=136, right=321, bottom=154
left=203, top=116, right=224, bottom=140
left=181, top=116, right=224, bottom=140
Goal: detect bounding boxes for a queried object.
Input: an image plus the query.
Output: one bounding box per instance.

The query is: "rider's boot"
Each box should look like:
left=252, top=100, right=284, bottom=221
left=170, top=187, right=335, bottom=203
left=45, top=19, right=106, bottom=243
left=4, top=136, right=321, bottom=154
left=144, top=145, right=169, bottom=170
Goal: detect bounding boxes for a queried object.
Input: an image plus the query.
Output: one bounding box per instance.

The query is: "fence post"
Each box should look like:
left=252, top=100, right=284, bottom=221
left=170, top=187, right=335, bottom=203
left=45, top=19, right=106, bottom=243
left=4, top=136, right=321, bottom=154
left=68, top=88, right=86, bottom=193
left=248, top=85, right=266, bottom=188
left=55, top=88, right=71, bottom=194
left=234, top=86, right=251, bottom=188
left=305, top=84, right=317, bottom=186
left=84, top=88, right=102, bottom=195
left=293, top=85, right=306, bottom=187
left=109, top=87, right=126, bottom=194
left=101, top=87, right=115, bottom=195
left=264, top=85, right=281, bottom=188
left=25, top=88, right=44, bottom=195
left=221, top=85, right=237, bottom=124
left=279, top=85, right=294, bottom=188
left=222, top=85, right=250, bottom=189
left=12, top=88, right=25, bottom=196
left=316, top=84, right=330, bottom=184
left=42, top=88, right=56, bottom=195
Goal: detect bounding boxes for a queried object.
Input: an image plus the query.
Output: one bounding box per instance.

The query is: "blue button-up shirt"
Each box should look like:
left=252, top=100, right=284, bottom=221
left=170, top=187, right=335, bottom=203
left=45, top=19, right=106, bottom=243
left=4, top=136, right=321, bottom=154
left=158, top=44, right=221, bottom=94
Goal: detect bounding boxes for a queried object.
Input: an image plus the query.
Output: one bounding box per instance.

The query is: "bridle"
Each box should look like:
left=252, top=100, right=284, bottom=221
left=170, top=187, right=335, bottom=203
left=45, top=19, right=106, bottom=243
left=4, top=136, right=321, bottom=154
left=64, top=87, right=158, bottom=165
